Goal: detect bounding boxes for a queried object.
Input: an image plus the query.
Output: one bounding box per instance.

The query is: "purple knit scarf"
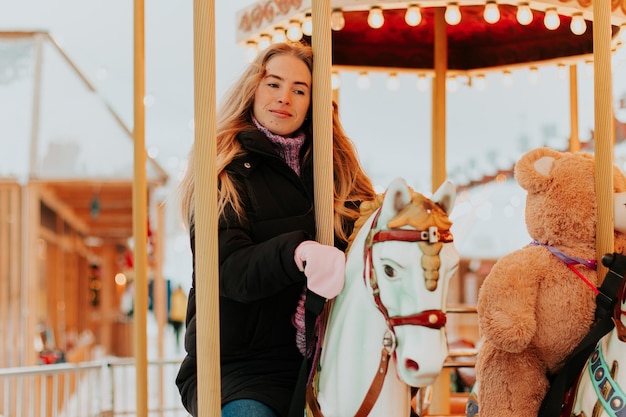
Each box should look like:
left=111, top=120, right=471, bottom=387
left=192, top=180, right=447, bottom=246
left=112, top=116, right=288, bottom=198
left=253, top=117, right=306, bottom=175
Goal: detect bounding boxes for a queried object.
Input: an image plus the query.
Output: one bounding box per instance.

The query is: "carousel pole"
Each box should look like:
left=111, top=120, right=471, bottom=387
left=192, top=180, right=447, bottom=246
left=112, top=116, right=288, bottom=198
left=431, top=7, right=448, bottom=193
left=311, top=0, right=334, bottom=246
left=193, top=0, right=221, bottom=415
left=593, top=0, right=615, bottom=281
left=132, top=0, right=149, bottom=415
left=428, top=7, right=451, bottom=416
left=569, top=65, right=581, bottom=152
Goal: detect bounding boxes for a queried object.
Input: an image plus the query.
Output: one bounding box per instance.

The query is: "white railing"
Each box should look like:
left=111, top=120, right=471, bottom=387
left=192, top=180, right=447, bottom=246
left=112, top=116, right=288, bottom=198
left=0, top=358, right=190, bottom=417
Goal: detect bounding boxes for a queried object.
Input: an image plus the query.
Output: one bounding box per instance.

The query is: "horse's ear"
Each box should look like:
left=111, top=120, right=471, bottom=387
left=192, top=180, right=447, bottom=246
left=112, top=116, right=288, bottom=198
left=432, top=180, right=456, bottom=216
left=377, top=178, right=412, bottom=228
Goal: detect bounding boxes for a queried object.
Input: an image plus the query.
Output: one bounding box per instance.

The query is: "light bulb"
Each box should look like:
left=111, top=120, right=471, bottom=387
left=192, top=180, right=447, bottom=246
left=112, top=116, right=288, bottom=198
left=528, top=67, right=539, bottom=84
left=302, top=13, right=312, bottom=36
left=516, top=3, right=533, bottom=26
left=446, top=75, right=458, bottom=92
left=585, top=60, right=594, bottom=78
left=245, top=40, right=258, bottom=63
left=474, top=74, right=487, bottom=91
left=357, top=72, right=371, bottom=90
left=502, top=70, right=513, bottom=87
left=331, top=72, right=341, bottom=90
left=331, top=8, right=345, bottom=31
left=405, top=5, right=422, bottom=27
left=445, top=3, right=462, bottom=25
left=570, top=13, right=587, bottom=35
left=387, top=73, right=400, bottom=91
left=367, top=7, right=384, bottom=29
left=483, top=1, right=500, bottom=24
left=286, top=20, right=303, bottom=41
left=258, top=34, right=271, bottom=51
left=272, top=27, right=286, bottom=43
left=544, top=8, right=560, bottom=31
left=556, top=63, right=567, bottom=80
left=416, top=74, right=429, bottom=91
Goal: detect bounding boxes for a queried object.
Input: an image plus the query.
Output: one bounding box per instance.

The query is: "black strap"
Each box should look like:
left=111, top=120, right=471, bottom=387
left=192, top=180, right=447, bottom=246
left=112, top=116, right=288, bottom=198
left=537, top=253, right=626, bottom=417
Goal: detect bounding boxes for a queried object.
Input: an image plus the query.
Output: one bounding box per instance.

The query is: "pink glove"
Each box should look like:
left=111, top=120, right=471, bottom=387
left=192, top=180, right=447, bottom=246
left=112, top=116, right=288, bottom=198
left=294, top=240, right=346, bottom=299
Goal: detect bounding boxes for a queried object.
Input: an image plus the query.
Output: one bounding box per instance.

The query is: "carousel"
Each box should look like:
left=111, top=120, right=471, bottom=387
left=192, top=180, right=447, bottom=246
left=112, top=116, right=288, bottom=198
left=119, top=0, right=626, bottom=416
left=207, top=1, right=626, bottom=416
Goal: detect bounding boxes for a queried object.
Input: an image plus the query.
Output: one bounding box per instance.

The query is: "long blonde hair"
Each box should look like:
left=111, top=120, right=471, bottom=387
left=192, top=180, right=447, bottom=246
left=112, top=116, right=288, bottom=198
left=179, top=42, right=375, bottom=245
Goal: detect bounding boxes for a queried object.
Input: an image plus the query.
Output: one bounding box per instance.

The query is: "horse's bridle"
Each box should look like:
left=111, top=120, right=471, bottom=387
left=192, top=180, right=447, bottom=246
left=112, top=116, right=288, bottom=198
left=363, top=208, right=452, bottom=336
left=307, top=208, right=454, bottom=417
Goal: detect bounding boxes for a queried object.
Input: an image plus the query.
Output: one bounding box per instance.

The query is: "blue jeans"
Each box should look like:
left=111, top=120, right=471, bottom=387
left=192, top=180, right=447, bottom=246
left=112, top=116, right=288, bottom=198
left=221, top=399, right=279, bottom=417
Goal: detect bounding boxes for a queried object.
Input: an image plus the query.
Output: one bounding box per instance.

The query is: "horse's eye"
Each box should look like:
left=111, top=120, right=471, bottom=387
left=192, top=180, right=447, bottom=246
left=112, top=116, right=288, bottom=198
left=384, top=264, right=397, bottom=278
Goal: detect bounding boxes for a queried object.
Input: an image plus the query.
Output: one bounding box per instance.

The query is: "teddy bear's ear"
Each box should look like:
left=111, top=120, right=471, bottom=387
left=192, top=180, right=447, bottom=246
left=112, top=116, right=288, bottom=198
left=514, top=147, right=561, bottom=193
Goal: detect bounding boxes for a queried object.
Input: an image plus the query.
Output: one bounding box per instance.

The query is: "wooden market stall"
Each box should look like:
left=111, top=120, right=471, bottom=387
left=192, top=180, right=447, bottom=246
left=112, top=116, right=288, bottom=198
left=0, top=31, right=168, bottom=369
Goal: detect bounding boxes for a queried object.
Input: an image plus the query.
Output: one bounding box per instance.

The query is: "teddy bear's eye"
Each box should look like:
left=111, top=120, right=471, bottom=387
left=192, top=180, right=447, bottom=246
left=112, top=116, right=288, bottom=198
left=383, top=264, right=397, bottom=278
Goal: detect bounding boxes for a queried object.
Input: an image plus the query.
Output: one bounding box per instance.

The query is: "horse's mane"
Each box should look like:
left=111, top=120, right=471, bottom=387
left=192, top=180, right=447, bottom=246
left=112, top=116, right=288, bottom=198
left=346, top=187, right=452, bottom=290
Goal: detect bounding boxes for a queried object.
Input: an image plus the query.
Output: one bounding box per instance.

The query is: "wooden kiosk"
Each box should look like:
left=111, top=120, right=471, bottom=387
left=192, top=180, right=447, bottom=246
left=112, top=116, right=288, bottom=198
left=0, top=31, right=168, bottom=367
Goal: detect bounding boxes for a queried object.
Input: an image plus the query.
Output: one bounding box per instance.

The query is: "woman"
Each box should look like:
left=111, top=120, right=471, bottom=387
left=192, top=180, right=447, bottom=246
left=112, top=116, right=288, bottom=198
left=176, top=42, right=375, bottom=417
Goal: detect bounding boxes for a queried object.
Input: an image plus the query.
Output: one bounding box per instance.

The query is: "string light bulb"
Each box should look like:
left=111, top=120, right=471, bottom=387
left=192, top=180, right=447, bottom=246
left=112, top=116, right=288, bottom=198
left=405, top=4, right=422, bottom=27
left=416, top=73, right=429, bottom=91
left=258, top=34, right=271, bottom=51
left=367, top=6, right=384, bottom=29
left=286, top=20, right=303, bottom=41
left=473, top=74, right=487, bottom=91
left=272, top=27, right=286, bottom=43
left=557, top=63, right=567, bottom=80
left=445, top=3, right=462, bottom=25
left=543, top=8, right=560, bottom=30
left=245, top=40, right=258, bottom=63
left=387, top=73, right=400, bottom=91
left=357, top=72, right=371, bottom=90
left=483, top=1, right=500, bottom=24
left=502, top=70, right=513, bottom=87
left=516, top=3, right=533, bottom=26
left=331, top=8, right=345, bottom=31
left=528, top=66, right=539, bottom=84
left=446, top=75, right=458, bottom=92
left=302, top=12, right=313, bottom=36
left=570, top=13, right=587, bottom=35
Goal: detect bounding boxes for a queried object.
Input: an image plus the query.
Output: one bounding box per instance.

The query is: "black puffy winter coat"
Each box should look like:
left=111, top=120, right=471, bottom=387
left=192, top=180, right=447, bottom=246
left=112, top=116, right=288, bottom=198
left=176, top=128, right=328, bottom=417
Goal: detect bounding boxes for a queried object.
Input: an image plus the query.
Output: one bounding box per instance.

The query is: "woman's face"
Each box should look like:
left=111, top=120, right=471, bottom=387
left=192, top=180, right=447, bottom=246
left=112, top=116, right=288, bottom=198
left=253, top=54, right=311, bottom=136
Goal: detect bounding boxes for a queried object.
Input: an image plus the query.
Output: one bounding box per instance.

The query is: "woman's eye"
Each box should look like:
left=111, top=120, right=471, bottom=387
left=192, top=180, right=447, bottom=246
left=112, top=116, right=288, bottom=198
left=383, top=265, right=397, bottom=278
left=294, top=89, right=305, bottom=95
left=267, top=83, right=279, bottom=88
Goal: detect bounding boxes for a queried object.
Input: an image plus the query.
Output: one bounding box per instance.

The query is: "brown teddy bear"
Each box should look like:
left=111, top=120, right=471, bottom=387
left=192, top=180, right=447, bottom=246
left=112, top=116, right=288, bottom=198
left=474, top=147, right=626, bottom=417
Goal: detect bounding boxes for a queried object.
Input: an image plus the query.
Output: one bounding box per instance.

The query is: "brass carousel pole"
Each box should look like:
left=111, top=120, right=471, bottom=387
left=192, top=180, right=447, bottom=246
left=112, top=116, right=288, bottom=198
left=431, top=7, right=448, bottom=193
left=312, top=0, right=334, bottom=246
left=569, top=65, right=581, bottom=152
left=133, top=0, right=148, bottom=417
left=428, top=7, right=451, bottom=415
left=133, top=0, right=148, bottom=415
left=593, top=0, right=615, bottom=281
left=193, top=0, right=221, bottom=415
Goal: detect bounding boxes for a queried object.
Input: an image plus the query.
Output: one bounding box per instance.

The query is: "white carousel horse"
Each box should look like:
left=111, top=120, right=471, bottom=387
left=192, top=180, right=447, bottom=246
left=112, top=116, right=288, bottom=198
left=569, top=253, right=626, bottom=417
left=307, top=177, right=460, bottom=417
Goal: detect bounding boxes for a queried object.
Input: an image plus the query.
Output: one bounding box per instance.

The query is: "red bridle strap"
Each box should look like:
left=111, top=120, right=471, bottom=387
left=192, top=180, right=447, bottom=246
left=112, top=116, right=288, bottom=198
left=387, top=309, right=447, bottom=329
left=372, top=228, right=454, bottom=245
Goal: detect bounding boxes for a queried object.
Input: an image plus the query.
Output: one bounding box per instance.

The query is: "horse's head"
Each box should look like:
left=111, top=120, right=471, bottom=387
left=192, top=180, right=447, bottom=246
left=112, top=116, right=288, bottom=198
left=363, top=178, right=459, bottom=387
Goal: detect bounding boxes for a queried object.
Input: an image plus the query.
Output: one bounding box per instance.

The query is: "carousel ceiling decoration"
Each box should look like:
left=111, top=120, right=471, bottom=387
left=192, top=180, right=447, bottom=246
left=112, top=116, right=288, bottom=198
left=236, top=0, right=626, bottom=76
